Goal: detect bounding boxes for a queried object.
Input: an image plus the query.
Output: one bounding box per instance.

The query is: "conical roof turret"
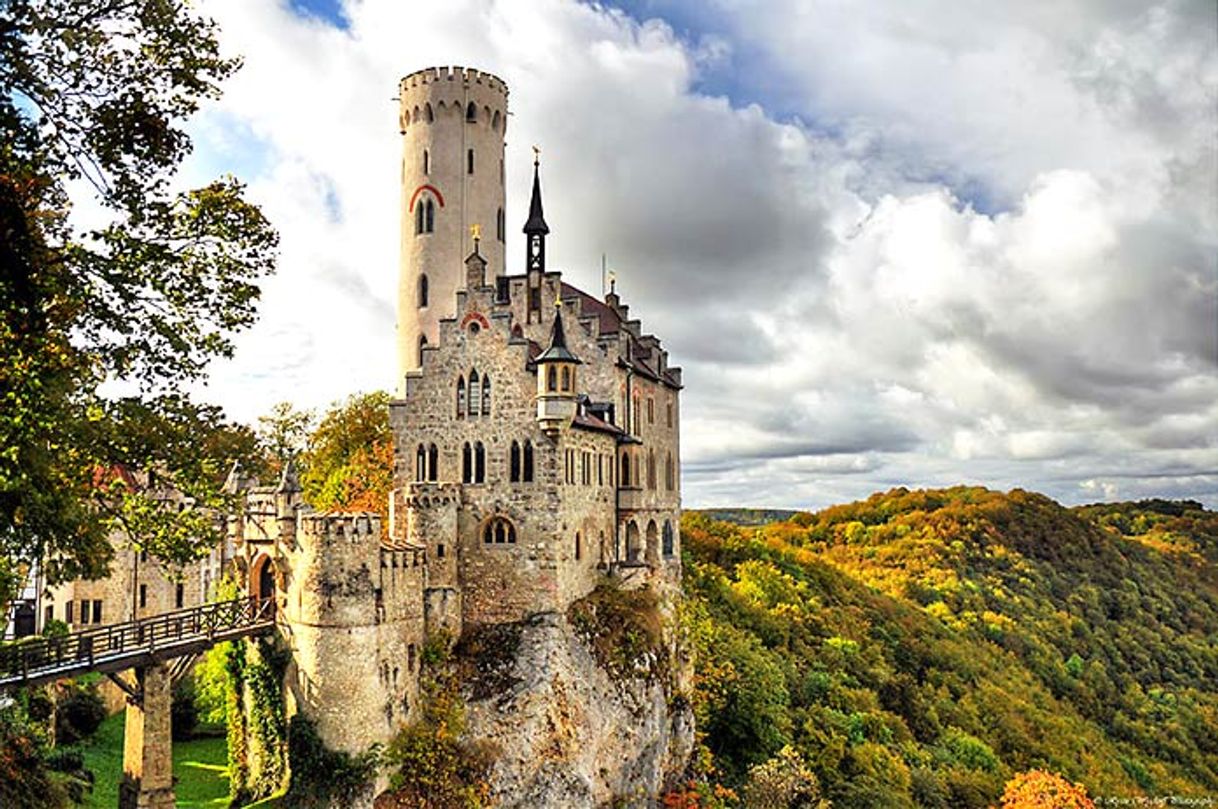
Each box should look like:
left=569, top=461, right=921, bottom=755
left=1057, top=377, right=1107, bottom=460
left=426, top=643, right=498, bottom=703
left=523, top=154, right=549, bottom=236
left=535, top=302, right=581, bottom=364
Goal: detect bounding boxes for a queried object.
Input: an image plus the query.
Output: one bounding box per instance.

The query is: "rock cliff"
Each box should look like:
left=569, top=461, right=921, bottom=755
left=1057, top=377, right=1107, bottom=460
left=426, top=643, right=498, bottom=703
left=455, top=586, right=694, bottom=808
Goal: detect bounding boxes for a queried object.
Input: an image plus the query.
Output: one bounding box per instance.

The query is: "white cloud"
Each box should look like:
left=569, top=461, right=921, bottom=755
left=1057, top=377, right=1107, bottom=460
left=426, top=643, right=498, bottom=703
left=180, top=0, right=1216, bottom=508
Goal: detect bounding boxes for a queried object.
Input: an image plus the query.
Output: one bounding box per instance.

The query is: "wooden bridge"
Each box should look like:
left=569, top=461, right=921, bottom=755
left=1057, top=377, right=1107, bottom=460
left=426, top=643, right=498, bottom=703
left=0, top=596, right=276, bottom=809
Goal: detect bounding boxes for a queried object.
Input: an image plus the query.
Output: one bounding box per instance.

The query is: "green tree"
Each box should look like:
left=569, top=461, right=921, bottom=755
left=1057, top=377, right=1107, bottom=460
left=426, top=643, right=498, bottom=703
left=0, top=0, right=278, bottom=581
left=301, top=392, right=392, bottom=515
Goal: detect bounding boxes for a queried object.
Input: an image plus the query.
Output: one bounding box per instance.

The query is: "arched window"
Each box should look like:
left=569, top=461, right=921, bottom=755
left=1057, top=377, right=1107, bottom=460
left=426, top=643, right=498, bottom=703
left=482, top=517, right=517, bottom=544
left=474, top=441, right=485, bottom=483
left=469, top=371, right=481, bottom=417
left=665, top=452, right=674, bottom=490
left=462, top=442, right=472, bottom=483
left=646, top=520, right=659, bottom=563
left=561, top=366, right=571, bottom=391
left=620, top=451, right=631, bottom=487
left=424, top=199, right=435, bottom=232
left=422, top=148, right=429, bottom=174
left=425, top=103, right=433, bottom=123
left=456, top=377, right=466, bottom=417
left=510, top=441, right=521, bottom=482
left=467, top=148, right=474, bottom=175
left=428, top=444, right=438, bottom=482
left=625, top=522, right=641, bottom=562
left=647, top=449, right=656, bottom=490
left=667, top=401, right=673, bottom=428
left=523, top=441, right=534, bottom=482
left=496, top=207, right=505, bottom=242
left=575, top=533, right=581, bottom=561
left=415, top=202, right=424, bottom=235
left=417, top=335, right=427, bottom=367
left=663, top=521, right=674, bottom=557
left=633, top=395, right=640, bottom=434
left=466, top=101, right=477, bottom=122
left=418, top=274, right=428, bottom=307
left=634, top=455, right=641, bottom=489
left=492, top=109, right=501, bottom=130
left=416, top=444, right=426, bottom=482
left=482, top=375, right=491, bottom=415
left=547, top=366, right=557, bottom=392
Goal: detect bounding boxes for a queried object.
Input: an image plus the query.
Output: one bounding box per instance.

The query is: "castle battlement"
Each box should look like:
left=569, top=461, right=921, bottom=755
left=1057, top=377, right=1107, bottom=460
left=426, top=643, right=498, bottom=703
left=297, top=512, right=380, bottom=544
left=400, top=65, right=509, bottom=96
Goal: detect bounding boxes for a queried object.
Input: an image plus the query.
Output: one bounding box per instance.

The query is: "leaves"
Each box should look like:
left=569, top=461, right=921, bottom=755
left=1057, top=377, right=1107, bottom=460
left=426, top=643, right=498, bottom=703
left=0, top=0, right=277, bottom=579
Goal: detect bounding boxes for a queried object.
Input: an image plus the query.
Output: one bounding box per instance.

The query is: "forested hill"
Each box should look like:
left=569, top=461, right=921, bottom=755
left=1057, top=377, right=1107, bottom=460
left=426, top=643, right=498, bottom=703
left=679, top=488, right=1218, bottom=808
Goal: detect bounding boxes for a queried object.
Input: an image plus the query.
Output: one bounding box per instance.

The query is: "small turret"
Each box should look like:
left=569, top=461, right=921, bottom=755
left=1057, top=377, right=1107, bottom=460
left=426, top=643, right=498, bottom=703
left=535, top=297, right=581, bottom=433
left=465, top=226, right=487, bottom=289
left=524, top=149, right=548, bottom=323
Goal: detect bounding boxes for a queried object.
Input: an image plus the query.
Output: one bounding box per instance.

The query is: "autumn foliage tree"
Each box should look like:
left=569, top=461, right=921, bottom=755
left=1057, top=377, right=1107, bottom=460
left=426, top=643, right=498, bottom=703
left=301, top=392, right=393, bottom=519
left=999, top=770, right=1095, bottom=809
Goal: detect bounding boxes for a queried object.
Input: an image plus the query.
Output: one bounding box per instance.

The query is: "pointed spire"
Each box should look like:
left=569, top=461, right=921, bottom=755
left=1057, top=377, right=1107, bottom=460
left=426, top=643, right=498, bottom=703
left=523, top=148, right=549, bottom=236
left=535, top=297, right=581, bottom=364
left=276, top=456, right=301, bottom=494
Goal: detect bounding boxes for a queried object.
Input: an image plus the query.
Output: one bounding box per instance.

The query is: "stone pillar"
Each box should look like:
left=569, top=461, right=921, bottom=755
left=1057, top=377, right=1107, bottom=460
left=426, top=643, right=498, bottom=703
left=119, top=663, right=175, bottom=809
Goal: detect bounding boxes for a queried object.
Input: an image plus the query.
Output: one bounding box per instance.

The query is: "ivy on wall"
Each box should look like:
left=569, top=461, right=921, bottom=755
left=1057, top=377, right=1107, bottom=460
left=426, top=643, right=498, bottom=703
left=225, top=637, right=290, bottom=805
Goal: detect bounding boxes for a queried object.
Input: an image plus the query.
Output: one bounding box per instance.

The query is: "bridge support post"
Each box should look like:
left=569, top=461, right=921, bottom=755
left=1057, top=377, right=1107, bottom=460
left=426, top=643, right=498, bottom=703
left=119, top=663, right=175, bottom=809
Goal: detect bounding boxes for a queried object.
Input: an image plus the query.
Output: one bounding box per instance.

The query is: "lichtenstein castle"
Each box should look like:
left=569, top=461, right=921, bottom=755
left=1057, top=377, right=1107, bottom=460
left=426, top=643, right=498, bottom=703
left=226, top=66, right=685, bottom=764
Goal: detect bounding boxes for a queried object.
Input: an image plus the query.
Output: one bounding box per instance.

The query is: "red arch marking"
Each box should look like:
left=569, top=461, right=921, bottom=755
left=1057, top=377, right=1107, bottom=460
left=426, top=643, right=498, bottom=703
left=409, top=184, right=445, bottom=212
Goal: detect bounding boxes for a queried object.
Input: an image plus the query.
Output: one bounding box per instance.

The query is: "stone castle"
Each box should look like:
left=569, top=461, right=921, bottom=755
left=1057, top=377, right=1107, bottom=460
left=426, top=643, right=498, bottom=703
left=226, top=66, right=684, bottom=755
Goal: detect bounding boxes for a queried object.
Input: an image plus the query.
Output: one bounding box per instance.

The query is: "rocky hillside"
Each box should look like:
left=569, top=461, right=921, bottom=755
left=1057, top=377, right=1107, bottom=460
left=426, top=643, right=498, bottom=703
left=681, top=488, right=1218, bottom=807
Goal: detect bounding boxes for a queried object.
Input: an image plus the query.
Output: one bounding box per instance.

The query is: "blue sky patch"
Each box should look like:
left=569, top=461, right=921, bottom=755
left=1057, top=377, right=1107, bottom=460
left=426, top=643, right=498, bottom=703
left=289, top=0, right=349, bottom=28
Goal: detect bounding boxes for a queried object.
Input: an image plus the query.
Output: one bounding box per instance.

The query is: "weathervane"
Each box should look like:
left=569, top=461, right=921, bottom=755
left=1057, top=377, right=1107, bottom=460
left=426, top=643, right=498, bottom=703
left=532, top=145, right=541, bottom=166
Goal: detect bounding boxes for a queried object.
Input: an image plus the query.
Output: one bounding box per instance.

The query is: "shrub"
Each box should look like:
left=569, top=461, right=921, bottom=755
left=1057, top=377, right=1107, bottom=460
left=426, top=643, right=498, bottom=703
left=172, top=676, right=199, bottom=741
left=54, top=684, right=106, bottom=745
left=283, top=714, right=378, bottom=808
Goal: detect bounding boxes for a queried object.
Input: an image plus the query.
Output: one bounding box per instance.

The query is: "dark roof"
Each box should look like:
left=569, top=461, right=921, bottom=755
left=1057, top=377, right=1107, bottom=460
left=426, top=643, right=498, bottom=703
left=523, top=161, right=549, bottom=235
left=535, top=306, right=581, bottom=364
left=560, top=282, right=620, bottom=335
left=572, top=412, right=625, bottom=437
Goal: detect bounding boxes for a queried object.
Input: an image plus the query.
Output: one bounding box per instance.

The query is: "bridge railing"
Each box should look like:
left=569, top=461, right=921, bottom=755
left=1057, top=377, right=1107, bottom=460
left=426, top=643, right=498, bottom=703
left=0, top=596, right=275, bottom=687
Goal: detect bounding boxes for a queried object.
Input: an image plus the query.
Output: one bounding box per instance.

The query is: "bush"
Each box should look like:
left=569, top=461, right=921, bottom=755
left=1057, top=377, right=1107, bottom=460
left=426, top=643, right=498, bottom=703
left=44, top=746, right=84, bottom=772
left=54, top=684, right=106, bottom=745
left=172, top=676, right=199, bottom=741
left=0, top=700, right=70, bottom=809
left=284, top=715, right=378, bottom=808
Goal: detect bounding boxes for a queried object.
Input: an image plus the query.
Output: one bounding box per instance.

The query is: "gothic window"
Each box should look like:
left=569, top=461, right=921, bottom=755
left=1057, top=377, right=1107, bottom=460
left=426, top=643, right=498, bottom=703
left=474, top=441, right=485, bottom=483
left=662, top=521, right=674, bottom=557
left=482, top=375, right=491, bottom=415
left=425, top=199, right=435, bottom=232
left=547, top=366, right=557, bottom=392
left=417, top=335, right=427, bottom=367
left=510, top=441, right=521, bottom=482
left=632, top=396, right=640, bottom=434
left=575, top=533, right=581, bottom=561
left=482, top=517, right=517, bottom=544
left=466, top=101, right=477, bottom=122
left=620, top=450, right=631, bottom=487
left=423, top=148, right=429, bottom=174
left=456, top=377, right=466, bottom=417
left=425, top=103, right=433, bottom=123
left=667, top=401, right=673, bottom=428
left=634, top=455, right=641, bottom=489
left=561, top=366, right=571, bottom=391
left=469, top=371, right=481, bottom=417
left=416, top=444, right=426, bottom=482
left=492, top=109, right=500, bottom=130
left=418, top=274, right=428, bottom=307
left=648, top=397, right=654, bottom=424
left=665, top=452, right=674, bottom=491
left=496, top=207, right=505, bottom=242
left=523, top=441, right=534, bottom=482
left=462, top=442, right=472, bottom=483
left=467, top=148, right=474, bottom=175
left=428, top=444, right=438, bottom=482
left=415, top=202, right=424, bottom=234
left=647, top=449, right=656, bottom=490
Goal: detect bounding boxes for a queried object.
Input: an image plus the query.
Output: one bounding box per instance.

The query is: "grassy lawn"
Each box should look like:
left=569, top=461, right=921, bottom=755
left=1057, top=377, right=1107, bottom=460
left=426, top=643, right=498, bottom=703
left=77, top=713, right=232, bottom=808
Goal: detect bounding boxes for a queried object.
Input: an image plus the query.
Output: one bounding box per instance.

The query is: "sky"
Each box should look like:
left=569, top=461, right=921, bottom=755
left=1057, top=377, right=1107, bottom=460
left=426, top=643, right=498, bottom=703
left=178, top=0, right=1217, bottom=510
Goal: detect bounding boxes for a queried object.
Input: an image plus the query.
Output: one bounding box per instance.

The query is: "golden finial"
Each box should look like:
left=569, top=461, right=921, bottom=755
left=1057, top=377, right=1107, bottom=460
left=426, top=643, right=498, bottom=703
left=470, top=223, right=482, bottom=241
left=532, top=145, right=541, bottom=166
left=607, top=270, right=617, bottom=295
left=554, top=286, right=562, bottom=308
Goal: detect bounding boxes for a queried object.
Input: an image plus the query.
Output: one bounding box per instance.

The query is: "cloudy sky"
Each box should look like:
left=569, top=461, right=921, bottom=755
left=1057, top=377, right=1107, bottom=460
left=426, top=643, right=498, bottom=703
left=181, top=0, right=1217, bottom=509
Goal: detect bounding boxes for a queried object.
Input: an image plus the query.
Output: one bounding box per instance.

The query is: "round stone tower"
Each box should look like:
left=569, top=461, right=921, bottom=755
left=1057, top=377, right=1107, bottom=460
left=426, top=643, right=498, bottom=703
left=397, top=66, right=508, bottom=391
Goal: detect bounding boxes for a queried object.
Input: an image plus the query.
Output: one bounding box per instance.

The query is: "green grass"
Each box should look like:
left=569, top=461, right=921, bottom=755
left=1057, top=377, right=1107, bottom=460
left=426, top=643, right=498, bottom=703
left=77, top=713, right=232, bottom=808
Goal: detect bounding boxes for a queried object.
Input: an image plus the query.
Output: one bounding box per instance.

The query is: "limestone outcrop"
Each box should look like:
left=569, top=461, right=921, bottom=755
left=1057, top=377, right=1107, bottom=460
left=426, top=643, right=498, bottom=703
left=457, top=603, right=694, bottom=808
